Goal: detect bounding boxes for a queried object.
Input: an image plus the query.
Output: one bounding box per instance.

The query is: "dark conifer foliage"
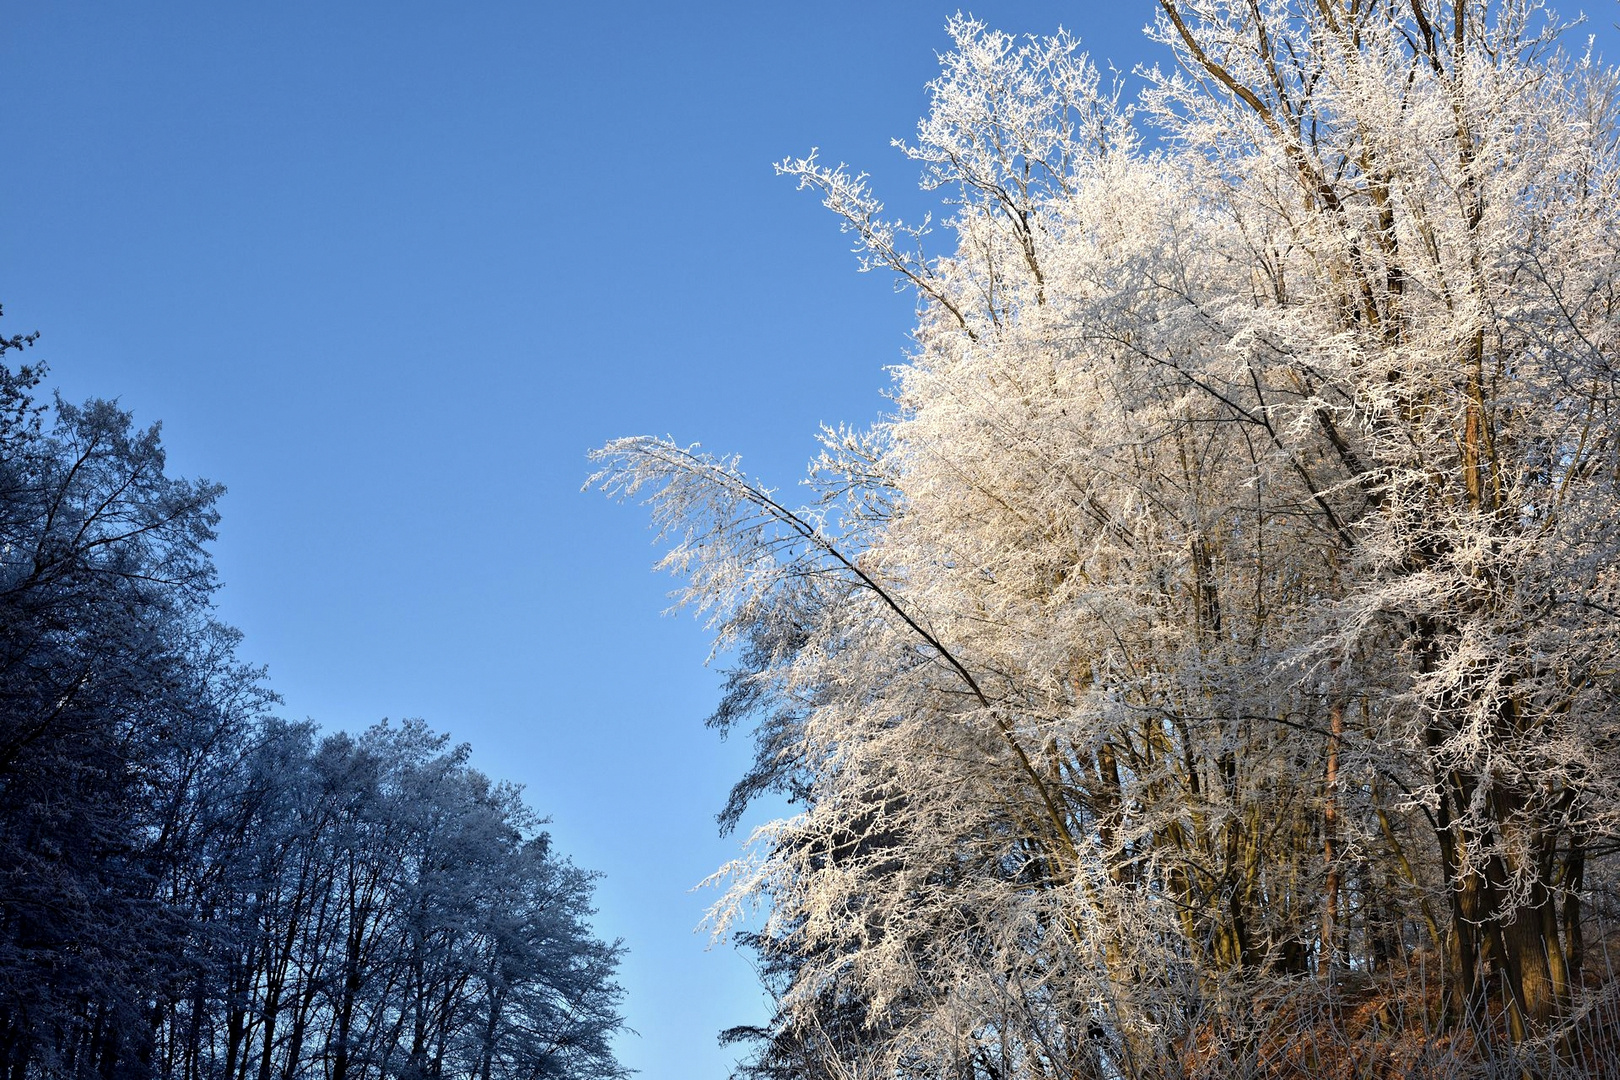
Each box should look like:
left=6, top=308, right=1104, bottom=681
left=0, top=329, right=624, bottom=1080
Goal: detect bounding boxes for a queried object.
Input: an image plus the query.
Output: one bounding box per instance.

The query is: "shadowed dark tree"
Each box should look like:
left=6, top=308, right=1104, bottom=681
left=0, top=314, right=626, bottom=1080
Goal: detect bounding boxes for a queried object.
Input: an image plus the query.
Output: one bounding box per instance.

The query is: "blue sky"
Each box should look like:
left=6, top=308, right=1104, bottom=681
left=6, top=3, right=1613, bottom=1077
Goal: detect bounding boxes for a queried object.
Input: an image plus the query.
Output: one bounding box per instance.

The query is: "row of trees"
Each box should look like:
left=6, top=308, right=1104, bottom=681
left=0, top=342, right=624, bottom=1080
left=600, top=3, right=1620, bottom=1077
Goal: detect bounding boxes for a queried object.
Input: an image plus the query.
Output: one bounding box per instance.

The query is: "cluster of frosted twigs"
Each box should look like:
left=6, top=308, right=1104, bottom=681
left=600, top=3, right=1620, bottom=1077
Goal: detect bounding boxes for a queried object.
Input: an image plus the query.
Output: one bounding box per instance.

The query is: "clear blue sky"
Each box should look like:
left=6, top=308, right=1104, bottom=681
left=6, top=4, right=1612, bottom=1077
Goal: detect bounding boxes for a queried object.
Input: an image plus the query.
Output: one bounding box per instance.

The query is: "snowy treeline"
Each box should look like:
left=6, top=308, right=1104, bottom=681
left=599, top=3, right=1620, bottom=1077
left=0, top=352, right=624, bottom=1080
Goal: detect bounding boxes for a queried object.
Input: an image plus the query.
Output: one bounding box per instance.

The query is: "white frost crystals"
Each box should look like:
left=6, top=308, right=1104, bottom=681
left=594, top=5, right=1620, bottom=1078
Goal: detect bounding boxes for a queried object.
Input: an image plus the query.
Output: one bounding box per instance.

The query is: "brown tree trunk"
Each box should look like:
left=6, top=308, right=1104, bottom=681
left=1320, top=700, right=1344, bottom=979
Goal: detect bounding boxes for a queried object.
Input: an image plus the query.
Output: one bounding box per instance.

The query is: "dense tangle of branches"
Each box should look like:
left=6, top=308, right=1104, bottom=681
left=599, top=4, right=1620, bottom=1077
left=0, top=348, right=625, bottom=1080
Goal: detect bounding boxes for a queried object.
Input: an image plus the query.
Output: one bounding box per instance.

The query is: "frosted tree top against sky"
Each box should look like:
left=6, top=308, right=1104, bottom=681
left=8, top=2, right=1620, bottom=1078
left=595, top=1, right=1620, bottom=1075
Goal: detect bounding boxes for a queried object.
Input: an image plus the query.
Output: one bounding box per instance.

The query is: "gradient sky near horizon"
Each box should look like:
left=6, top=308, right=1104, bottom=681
left=5, top=4, right=1616, bottom=1077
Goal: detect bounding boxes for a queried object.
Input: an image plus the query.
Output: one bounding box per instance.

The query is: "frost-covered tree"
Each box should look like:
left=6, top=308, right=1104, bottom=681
left=145, top=719, right=627, bottom=1080
left=597, top=5, right=1620, bottom=1076
left=0, top=343, right=240, bottom=1079
left=0, top=329, right=626, bottom=1080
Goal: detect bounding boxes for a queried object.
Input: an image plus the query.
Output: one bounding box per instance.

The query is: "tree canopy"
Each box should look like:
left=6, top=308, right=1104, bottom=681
left=0, top=332, right=626, bottom=1080
left=598, top=3, right=1620, bottom=1076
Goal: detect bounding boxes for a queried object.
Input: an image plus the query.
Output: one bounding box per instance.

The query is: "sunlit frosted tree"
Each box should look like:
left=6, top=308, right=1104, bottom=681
left=598, top=3, right=1620, bottom=1076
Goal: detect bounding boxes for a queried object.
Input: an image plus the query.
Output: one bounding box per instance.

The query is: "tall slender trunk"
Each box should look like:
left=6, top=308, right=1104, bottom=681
left=1319, top=700, right=1344, bottom=979
left=476, top=982, right=503, bottom=1080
